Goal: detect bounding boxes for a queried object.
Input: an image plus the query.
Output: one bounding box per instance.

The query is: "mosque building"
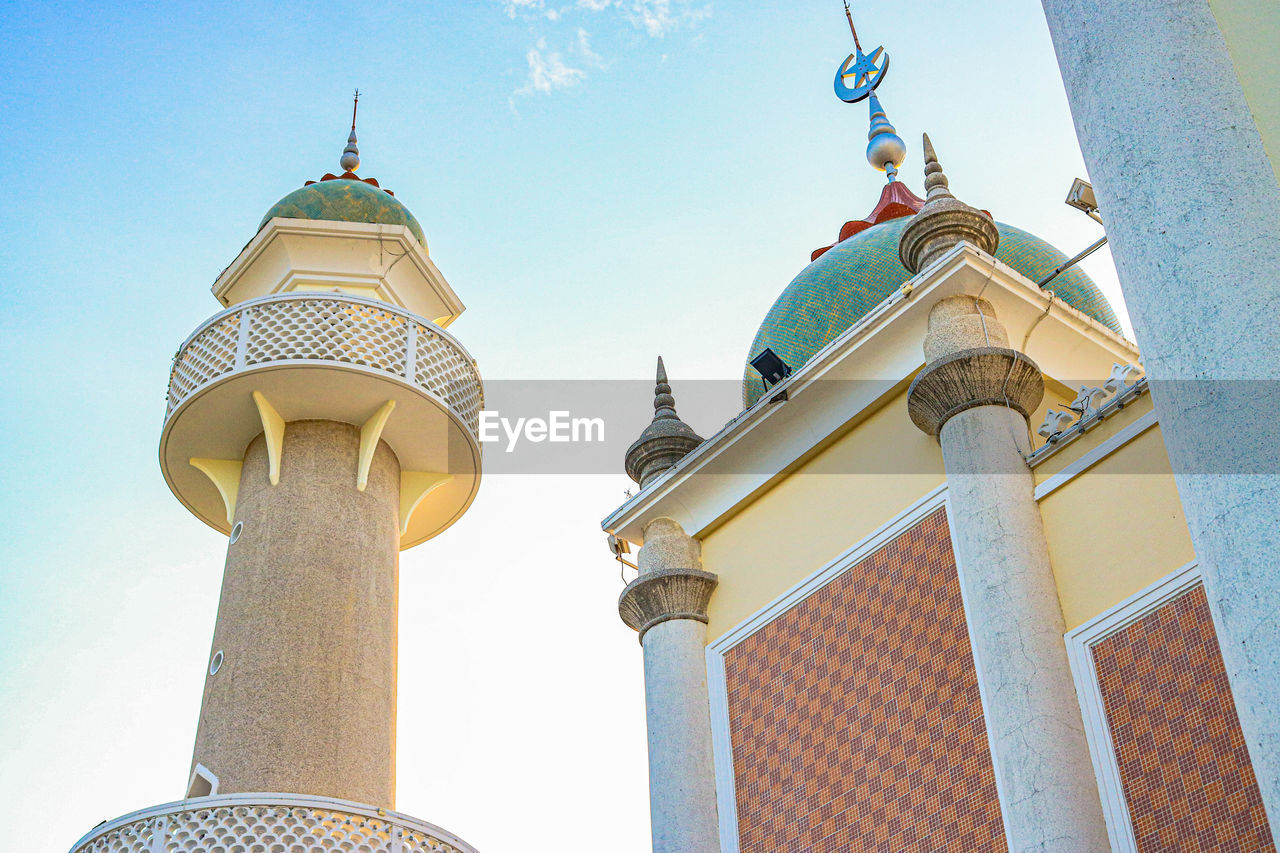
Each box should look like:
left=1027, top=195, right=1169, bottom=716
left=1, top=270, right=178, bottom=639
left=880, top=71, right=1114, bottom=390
left=68, top=100, right=486, bottom=852
left=63, top=1, right=1280, bottom=852
left=607, top=4, right=1280, bottom=852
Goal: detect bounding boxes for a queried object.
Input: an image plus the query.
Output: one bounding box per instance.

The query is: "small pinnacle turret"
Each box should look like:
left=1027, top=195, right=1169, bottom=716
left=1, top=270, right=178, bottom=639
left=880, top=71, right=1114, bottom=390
left=898, top=133, right=1000, bottom=273
left=625, top=357, right=703, bottom=489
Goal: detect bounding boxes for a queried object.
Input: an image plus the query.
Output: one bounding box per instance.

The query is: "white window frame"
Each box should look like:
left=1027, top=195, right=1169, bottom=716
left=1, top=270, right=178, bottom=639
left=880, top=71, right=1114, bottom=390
left=1064, top=559, right=1203, bottom=853
left=700, top=404, right=1162, bottom=851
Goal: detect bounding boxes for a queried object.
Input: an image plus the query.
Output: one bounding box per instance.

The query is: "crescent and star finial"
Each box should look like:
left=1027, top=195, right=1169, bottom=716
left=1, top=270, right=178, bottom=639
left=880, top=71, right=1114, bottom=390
left=834, top=2, right=888, bottom=104
left=835, top=4, right=905, bottom=182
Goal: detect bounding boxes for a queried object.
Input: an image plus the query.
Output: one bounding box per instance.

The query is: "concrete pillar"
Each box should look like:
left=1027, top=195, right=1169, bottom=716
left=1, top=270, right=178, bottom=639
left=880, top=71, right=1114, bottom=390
left=1041, top=0, right=1280, bottom=823
left=908, top=296, right=1109, bottom=852
left=618, top=517, right=720, bottom=853
left=190, top=420, right=400, bottom=807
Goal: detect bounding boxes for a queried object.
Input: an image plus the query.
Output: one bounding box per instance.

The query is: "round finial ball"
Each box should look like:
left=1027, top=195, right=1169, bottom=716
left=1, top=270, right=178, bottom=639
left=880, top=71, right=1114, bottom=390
left=340, top=150, right=360, bottom=172
left=867, top=131, right=906, bottom=173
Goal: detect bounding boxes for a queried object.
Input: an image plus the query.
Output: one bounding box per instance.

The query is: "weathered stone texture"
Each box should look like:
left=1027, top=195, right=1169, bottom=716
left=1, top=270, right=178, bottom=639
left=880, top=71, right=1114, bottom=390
left=942, top=405, right=1109, bottom=852
left=908, top=292, right=1108, bottom=849
left=907, top=347, right=1044, bottom=439
left=190, top=420, right=400, bottom=808
left=642, top=619, right=721, bottom=853
left=619, top=568, right=719, bottom=639
left=628, top=517, right=721, bottom=853
left=1043, top=0, right=1280, bottom=823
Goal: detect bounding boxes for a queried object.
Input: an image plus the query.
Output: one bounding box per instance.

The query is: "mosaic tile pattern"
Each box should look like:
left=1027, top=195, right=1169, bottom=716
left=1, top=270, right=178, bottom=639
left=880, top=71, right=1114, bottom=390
left=261, top=178, right=426, bottom=246
left=742, top=216, right=1123, bottom=405
left=723, top=509, right=1007, bottom=851
left=1093, top=584, right=1275, bottom=852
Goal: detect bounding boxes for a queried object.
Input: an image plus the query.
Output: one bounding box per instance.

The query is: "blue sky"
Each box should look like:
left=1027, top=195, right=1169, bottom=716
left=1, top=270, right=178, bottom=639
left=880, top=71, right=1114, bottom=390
left=0, top=2, right=1128, bottom=850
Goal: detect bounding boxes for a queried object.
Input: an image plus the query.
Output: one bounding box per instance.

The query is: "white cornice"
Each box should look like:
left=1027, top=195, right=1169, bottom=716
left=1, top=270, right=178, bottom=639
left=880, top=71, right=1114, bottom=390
left=211, top=218, right=465, bottom=327
left=602, top=241, right=1140, bottom=544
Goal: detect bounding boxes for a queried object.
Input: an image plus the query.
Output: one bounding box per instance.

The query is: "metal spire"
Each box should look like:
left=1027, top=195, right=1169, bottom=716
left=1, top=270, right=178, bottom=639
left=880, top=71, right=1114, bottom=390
left=867, top=91, right=906, bottom=181
left=833, top=4, right=888, bottom=104
left=843, top=0, right=863, bottom=53
left=833, top=4, right=903, bottom=183
left=340, top=90, right=360, bottom=174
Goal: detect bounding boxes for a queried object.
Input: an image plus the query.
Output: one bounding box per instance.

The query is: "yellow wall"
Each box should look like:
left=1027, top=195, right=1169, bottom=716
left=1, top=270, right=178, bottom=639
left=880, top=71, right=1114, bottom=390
left=702, top=383, right=1195, bottom=641
left=1039, top=416, right=1195, bottom=630
left=1211, top=0, right=1280, bottom=184
left=701, top=387, right=944, bottom=641
left=701, top=382, right=1075, bottom=641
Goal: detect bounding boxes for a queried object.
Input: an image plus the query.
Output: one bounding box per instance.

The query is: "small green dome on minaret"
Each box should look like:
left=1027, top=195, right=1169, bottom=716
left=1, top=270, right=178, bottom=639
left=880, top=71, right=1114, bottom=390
left=260, top=179, right=427, bottom=247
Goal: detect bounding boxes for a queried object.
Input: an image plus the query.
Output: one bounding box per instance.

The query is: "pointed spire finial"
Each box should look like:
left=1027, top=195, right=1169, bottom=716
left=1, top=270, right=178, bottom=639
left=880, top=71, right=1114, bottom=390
left=625, top=357, right=704, bottom=488
left=654, top=356, right=678, bottom=420
left=921, top=132, right=953, bottom=200
left=340, top=90, right=361, bottom=174
left=898, top=131, right=1000, bottom=273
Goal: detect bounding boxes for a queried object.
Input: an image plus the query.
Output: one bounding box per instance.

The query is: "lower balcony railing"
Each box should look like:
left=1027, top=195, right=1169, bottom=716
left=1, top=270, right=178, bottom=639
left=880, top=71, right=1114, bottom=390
left=69, top=793, right=478, bottom=853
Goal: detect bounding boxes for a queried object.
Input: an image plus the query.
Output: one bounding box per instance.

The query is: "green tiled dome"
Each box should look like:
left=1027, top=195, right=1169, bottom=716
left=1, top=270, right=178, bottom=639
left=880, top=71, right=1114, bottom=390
left=260, top=179, right=426, bottom=247
left=743, top=216, right=1122, bottom=406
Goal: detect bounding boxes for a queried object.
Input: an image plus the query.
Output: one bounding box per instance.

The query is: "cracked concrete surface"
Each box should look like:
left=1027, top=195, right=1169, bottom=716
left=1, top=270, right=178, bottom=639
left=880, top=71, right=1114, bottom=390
left=1043, top=0, right=1280, bottom=827
left=636, top=519, right=721, bottom=853
left=943, top=406, right=1109, bottom=852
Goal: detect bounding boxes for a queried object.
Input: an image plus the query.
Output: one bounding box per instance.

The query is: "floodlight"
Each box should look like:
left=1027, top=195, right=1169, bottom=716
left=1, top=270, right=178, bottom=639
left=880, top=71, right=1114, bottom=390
left=750, top=348, right=793, bottom=389
left=1065, top=178, right=1103, bottom=223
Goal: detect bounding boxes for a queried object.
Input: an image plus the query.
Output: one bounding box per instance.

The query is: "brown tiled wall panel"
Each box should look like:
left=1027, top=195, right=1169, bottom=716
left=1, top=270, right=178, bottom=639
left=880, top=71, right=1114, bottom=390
left=722, top=509, right=1007, bottom=851
left=1093, top=584, right=1274, bottom=852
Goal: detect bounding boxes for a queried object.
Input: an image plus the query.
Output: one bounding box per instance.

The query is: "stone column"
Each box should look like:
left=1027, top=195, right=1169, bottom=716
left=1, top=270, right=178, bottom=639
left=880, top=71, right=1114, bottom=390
left=908, top=296, right=1109, bottom=852
left=619, top=517, right=720, bottom=853
left=1041, top=0, right=1280, bottom=823
left=190, top=420, right=400, bottom=808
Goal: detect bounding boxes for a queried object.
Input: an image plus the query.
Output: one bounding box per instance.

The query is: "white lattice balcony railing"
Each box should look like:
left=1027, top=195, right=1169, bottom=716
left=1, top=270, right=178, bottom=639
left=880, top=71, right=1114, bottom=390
left=165, top=293, right=483, bottom=436
left=68, top=794, right=478, bottom=853
left=159, top=292, right=484, bottom=547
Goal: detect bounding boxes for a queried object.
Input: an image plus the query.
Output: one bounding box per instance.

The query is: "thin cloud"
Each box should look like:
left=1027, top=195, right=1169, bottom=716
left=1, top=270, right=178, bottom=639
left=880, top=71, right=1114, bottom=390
left=502, top=0, right=709, bottom=96
left=515, top=39, right=587, bottom=96
left=577, top=28, right=605, bottom=69
left=504, top=0, right=544, bottom=17
left=625, top=0, right=711, bottom=37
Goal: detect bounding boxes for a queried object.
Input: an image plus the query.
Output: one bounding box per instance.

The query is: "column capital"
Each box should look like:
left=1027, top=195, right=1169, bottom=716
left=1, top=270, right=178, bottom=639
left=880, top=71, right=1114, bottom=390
left=619, top=568, right=719, bottom=641
left=907, top=346, right=1044, bottom=438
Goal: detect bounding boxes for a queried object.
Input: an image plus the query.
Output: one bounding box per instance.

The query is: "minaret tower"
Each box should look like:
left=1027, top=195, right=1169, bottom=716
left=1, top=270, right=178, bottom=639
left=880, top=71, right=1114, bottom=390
left=69, top=99, right=483, bottom=853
